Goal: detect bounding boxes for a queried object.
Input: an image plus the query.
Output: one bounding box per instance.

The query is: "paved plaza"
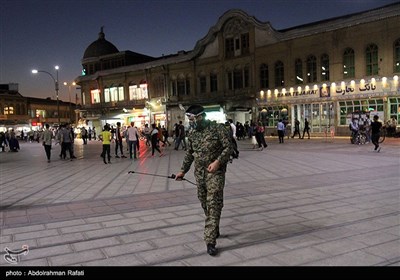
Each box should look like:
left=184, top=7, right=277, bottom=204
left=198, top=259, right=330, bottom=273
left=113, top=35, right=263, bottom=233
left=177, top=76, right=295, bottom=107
left=0, top=135, right=399, bottom=267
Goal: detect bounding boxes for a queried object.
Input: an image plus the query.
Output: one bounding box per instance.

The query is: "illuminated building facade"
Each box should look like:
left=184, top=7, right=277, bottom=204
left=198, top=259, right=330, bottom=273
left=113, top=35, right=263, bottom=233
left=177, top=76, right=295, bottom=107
left=76, top=3, right=400, bottom=136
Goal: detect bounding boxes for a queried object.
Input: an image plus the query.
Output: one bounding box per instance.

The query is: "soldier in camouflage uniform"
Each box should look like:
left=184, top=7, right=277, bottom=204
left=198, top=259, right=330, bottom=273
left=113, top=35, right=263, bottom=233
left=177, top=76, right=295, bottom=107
left=175, top=105, right=233, bottom=256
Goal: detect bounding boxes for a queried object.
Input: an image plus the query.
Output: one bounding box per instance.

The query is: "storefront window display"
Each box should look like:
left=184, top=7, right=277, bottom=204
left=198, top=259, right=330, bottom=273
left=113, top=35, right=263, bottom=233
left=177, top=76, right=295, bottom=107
left=339, top=99, right=384, bottom=125
left=389, top=98, right=400, bottom=125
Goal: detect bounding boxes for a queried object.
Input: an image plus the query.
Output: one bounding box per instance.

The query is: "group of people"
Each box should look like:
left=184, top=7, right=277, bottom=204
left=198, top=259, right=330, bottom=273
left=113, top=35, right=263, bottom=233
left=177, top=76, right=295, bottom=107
left=0, top=129, right=20, bottom=152
left=99, top=122, right=167, bottom=164
left=349, top=114, right=383, bottom=152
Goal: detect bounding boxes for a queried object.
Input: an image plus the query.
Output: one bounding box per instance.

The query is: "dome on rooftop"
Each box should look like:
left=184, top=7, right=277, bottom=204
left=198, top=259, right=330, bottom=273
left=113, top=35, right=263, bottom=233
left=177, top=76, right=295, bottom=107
left=83, top=27, right=119, bottom=59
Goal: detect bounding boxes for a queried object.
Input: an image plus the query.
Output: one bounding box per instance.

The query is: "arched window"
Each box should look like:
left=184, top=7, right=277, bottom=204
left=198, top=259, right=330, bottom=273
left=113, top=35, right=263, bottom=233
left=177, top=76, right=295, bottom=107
left=295, top=59, right=303, bottom=85
left=365, top=43, right=378, bottom=76
left=394, top=38, right=400, bottom=73
left=320, top=54, right=330, bottom=81
left=259, top=64, right=269, bottom=88
left=274, top=61, right=284, bottom=87
left=343, top=48, right=355, bottom=78
left=306, top=55, right=317, bottom=83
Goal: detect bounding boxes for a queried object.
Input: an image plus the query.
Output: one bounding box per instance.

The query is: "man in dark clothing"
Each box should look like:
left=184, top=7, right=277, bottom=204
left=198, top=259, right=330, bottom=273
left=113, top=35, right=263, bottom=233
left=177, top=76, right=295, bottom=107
left=115, top=122, right=127, bottom=158
left=291, top=119, right=301, bottom=139
left=301, top=118, right=310, bottom=139
left=371, top=115, right=383, bottom=152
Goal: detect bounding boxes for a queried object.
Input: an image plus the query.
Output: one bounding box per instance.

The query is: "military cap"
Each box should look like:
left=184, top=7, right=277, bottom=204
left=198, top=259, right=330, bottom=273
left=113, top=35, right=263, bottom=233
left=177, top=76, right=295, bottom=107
left=185, top=104, right=204, bottom=118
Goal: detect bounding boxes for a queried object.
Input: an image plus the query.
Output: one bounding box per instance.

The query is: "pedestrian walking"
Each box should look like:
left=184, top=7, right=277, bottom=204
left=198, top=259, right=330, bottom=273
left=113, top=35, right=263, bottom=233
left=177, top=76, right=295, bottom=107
left=371, top=115, right=383, bottom=152
left=291, top=119, right=301, bottom=139
left=302, top=118, right=310, bottom=139
left=175, top=104, right=233, bottom=256
left=115, top=122, right=127, bottom=158
left=100, top=124, right=111, bottom=164
left=41, top=123, right=53, bottom=162
left=150, top=123, right=163, bottom=157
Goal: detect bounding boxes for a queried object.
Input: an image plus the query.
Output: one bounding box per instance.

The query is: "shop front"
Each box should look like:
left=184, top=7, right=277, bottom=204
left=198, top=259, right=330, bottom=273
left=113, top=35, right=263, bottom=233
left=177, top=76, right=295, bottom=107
left=261, top=76, right=399, bottom=136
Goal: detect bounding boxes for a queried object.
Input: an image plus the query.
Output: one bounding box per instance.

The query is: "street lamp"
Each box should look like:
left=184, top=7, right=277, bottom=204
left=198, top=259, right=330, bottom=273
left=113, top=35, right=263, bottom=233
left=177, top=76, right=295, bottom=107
left=32, top=66, right=60, bottom=125
left=63, top=81, right=76, bottom=123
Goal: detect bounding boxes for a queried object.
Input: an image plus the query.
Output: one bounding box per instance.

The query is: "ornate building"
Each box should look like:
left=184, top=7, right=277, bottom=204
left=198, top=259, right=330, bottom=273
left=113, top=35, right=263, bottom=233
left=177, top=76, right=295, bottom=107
left=75, top=3, right=400, bottom=136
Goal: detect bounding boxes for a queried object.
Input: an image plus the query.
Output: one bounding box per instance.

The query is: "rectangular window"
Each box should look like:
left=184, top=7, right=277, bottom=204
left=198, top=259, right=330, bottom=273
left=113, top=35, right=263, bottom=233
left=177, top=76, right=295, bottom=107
left=129, top=84, right=148, bottom=100
left=171, top=82, right=177, bottom=96
left=225, top=38, right=234, bottom=58
left=185, top=79, right=190, bottom=95
left=244, top=68, right=249, bottom=88
left=199, top=76, right=206, bottom=93
left=91, top=89, right=100, bottom=104
left=177, top=80, right=185, bottom=96
left=104, top=88, right=110, bottom=103
left=295, top=60, right=303, bottom=85
left=307, top=56, right=317, bottom=83
left=241, top=33, right=249, bottom=54
left=129, top=85, right=137, bottom=100
left=235, top=38, right=240, bottom=50
left=118, top=86, right=124, bottom=101
left=233, top=69, right=243, bottom=89
left=274, top=62, right=284, bottom=87
left=395, top=45, right=400, bottom=72
left=366, top=45, right=378, bottom=76
left=140, top=83, right=148, bottom=99
left=265, top=106, right=289, bottom=127
left=110, top=87, right=118, bottom=102
left=210, top=73, right=218, bottom=92
left=4, top=106, right=14, bottom=115
left=260, top=64, right=269, bottom=88
left=321, top=54, right=330, bottom=81
left=343, top=48, right=355, bottom=78
left=389, top=98, right=400, bottom=125
left=227, top=72, right=233, bottom=90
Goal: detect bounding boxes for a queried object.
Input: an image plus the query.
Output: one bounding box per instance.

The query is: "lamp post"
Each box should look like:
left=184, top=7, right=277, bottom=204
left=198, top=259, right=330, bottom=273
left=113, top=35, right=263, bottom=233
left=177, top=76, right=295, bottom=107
left=32, top=66, right=60, bottom=125
left=63, top=82, right=76, bottom=123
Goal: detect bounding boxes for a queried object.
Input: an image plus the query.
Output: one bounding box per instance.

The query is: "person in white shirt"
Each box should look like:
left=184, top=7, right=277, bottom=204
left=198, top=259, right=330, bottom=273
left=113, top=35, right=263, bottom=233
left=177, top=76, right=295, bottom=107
left=127, top=122, right=139, bottom=159
left=228, top=119, right=236, bottom=139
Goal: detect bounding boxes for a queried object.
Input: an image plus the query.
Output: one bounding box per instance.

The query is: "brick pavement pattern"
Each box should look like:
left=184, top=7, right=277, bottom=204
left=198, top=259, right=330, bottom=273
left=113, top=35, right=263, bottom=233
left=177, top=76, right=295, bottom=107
left=0, top=136, right=399, bottom=266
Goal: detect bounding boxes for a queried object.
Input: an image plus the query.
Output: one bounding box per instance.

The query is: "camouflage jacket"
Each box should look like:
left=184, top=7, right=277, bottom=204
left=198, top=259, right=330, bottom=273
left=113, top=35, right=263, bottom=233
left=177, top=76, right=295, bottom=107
left=180, top=121, right=233, bottom=174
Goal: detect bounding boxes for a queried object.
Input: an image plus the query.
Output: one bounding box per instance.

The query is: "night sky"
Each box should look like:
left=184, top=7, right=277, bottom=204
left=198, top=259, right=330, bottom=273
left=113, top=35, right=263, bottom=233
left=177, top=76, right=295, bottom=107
left=1, top=0, right=398, bottom=101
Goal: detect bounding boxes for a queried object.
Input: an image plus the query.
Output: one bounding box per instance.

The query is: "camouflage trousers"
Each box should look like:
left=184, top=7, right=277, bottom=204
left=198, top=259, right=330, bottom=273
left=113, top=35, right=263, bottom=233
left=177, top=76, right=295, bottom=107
left=195, top=168, right=225, bottom=245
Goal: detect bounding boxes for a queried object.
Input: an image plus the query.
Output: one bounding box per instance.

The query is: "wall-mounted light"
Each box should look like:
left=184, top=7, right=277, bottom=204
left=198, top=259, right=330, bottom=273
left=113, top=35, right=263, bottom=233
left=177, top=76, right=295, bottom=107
left=381, top=77, right=387, bottom=87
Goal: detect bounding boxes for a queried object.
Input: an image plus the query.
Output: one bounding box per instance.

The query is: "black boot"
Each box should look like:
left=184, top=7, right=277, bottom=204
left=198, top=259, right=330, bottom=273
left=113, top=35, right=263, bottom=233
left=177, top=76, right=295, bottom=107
left=207, top=244, right=218, bottom=256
